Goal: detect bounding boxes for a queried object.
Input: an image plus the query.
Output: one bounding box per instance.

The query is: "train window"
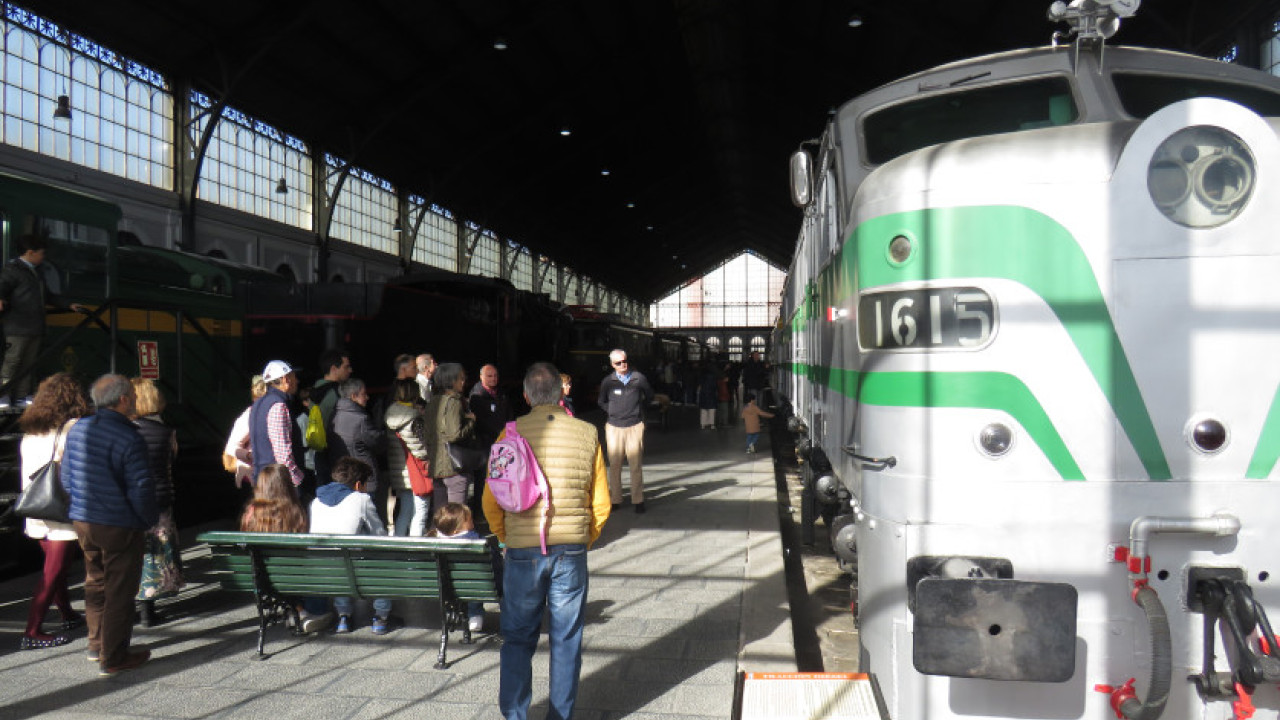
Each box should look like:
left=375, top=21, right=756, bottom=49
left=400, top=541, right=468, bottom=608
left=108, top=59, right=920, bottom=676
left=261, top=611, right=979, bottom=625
left=863, top=78, right=1077, bottom=165
left=35, top=218, right=110, bottom=247
left=1112, top=74, right=1280, bottom=119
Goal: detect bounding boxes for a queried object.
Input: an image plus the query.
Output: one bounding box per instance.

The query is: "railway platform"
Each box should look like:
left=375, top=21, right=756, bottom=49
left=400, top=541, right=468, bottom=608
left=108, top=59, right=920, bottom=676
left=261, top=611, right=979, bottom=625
left=0, top=408, right=795, bottom=720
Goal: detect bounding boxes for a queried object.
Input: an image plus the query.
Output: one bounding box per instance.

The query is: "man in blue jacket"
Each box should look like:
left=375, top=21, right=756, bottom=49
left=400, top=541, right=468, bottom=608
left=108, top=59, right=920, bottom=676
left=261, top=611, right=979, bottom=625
left=66, top=374, right=157, bottom=676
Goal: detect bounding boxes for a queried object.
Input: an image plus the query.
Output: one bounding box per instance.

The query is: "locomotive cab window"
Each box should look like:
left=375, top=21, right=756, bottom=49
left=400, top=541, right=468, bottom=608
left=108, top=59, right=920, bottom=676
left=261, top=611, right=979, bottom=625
left=863, top=78, right=1078, bottom=165
left=1112, top=74, right=1280, bottom=119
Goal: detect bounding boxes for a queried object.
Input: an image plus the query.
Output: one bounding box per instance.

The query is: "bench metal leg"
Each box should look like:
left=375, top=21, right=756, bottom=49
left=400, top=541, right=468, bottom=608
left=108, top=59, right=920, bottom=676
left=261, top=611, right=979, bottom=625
left=435, top=596, right=450, bottom=669
left=253, top=593, right=297, bottom=658
left=255, top=598, right=268, bottom=657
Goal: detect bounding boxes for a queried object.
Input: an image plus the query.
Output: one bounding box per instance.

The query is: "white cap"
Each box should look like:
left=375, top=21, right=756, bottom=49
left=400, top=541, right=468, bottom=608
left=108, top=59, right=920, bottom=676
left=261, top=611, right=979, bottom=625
left=262, top=360, right=294, bottom=384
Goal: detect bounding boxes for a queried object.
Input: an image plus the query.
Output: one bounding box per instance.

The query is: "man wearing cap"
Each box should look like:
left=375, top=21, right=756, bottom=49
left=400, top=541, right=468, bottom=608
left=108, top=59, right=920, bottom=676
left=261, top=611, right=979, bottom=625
left=249, top=360, right=305, bottom=488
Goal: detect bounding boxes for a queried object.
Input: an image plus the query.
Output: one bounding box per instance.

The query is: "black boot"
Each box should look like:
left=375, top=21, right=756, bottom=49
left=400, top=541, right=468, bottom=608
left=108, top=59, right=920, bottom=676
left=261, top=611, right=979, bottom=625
left=139, top=599, right=157, bottom=628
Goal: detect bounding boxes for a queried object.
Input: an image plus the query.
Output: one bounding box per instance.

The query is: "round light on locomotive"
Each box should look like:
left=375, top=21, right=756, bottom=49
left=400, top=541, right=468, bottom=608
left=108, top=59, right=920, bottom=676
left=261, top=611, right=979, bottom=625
left=1186, top=416, right=1229, bottom=455
left=888, top=235, right=913, bottom=264
left=977, top=423, right=1014, bottom=457
left=1147, top=126, right=1255, bottom=228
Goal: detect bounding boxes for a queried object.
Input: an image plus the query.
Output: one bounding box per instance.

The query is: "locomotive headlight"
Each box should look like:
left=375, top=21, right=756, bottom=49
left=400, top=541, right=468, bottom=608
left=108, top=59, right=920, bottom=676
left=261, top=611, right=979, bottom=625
left=1147, top=126, right=1255, bottom=228
left=977, top=423, right=1014, bottom=457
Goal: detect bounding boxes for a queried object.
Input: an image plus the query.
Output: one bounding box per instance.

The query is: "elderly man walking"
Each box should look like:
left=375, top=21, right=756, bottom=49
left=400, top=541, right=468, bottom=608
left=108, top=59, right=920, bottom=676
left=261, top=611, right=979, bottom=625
left=66, top=374, right=157, bottom=676
left=483, top=362, right=611, bottom=720
left=598, top=348, right=654, bottom=513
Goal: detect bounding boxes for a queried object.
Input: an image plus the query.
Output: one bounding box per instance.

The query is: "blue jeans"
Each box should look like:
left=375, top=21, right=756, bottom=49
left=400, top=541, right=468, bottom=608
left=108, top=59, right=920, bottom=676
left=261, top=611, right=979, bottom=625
left=333, top=596, right=391, bottom=618
left=746, top=432, right=759, bottom=449
left=393, top=489, right=432, bottom=536
left=499, top=544, right=588, bottom=720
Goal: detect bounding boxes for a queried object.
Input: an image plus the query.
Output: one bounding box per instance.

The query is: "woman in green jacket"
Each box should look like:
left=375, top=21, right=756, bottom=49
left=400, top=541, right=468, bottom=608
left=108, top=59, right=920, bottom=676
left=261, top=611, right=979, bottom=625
left=423, top=363, right=477, bottom=516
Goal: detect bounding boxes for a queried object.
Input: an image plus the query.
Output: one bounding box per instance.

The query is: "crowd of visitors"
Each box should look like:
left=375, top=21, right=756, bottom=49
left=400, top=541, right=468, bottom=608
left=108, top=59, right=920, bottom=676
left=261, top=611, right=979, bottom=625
left=8, top=341, right=772, bottom=718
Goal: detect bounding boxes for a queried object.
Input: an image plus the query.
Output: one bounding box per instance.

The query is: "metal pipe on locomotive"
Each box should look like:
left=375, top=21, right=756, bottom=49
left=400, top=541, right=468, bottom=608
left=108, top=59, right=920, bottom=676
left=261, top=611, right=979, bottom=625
left=774, top=2, right=1280, bottom=718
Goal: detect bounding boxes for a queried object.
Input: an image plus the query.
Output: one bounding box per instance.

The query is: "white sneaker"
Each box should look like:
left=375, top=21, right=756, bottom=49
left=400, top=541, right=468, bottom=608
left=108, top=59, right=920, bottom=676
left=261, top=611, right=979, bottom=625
left=300, top=611, right=334, bottom=634
left=468, top=615, right=483, bottom=632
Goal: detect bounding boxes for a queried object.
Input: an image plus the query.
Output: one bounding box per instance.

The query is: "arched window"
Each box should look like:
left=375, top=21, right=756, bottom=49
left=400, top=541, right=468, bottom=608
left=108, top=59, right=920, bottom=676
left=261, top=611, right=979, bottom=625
left=706, top=337, right=722, bottom=359
left=750, top=335, right=767, bottom=355
left=649, top=252, right=787, bottom=329
left=728, top=336, right=744, bottom=362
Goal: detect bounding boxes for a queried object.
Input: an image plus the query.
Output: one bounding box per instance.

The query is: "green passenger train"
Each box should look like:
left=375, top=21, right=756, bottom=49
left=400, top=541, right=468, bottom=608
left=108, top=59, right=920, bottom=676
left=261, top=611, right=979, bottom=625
left=775, top=3, right=1280, bottom=718
left=0, top=169, right=286, bottom=573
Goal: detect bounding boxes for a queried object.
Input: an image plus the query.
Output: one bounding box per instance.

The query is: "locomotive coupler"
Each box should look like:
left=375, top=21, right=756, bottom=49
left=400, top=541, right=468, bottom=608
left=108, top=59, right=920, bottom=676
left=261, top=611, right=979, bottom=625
left=1190, top=575, right=1280, bottom=697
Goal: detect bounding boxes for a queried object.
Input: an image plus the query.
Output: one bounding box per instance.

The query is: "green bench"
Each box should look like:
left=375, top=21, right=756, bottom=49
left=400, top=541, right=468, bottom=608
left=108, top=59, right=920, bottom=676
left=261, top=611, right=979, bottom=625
left=197, top=531, right=501, bottom=668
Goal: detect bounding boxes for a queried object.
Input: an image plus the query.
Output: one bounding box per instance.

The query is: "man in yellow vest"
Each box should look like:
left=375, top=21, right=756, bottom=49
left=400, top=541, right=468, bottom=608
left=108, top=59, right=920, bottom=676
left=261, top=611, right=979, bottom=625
left=483, top=362, right=612, bottom=720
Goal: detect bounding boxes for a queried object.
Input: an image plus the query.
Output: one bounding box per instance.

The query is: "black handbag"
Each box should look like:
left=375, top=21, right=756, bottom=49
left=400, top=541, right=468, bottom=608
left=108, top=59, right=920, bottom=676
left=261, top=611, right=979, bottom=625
left=446, top=441, right=485, bottom=476
left=14, top=424, right=70, bottom=524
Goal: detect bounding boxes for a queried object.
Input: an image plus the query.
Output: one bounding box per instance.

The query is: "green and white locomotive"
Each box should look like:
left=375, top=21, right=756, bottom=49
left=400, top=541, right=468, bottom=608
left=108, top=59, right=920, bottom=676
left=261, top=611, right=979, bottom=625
left=778, top=2, right=1280, bottom=718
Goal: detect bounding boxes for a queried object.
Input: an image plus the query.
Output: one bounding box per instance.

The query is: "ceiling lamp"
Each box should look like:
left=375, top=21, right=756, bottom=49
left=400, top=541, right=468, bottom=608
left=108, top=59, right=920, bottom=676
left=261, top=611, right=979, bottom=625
left=275, top=177, right=287, bottom=194
left=53, top=94, right=72, bottom=120
left=393, top=217, right=403, bottom=233
left=493, top=37, right=508, bottom=50
left=601, top=168, right=610, bottom=176
left=560, top=126, right=571, bottom=137
left=848, top=14, right=863, bottom=27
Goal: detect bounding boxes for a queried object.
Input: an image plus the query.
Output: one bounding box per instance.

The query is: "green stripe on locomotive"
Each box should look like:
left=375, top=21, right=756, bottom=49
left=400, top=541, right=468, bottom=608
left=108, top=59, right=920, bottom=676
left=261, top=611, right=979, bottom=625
left=793, top=205, right=1174, bottom=481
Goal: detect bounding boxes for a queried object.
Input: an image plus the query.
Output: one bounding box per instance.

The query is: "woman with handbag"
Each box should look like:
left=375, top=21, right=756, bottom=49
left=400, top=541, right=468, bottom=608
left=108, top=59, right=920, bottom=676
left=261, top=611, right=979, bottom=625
left=423, top=363, right=477, bottom=517
left=17, top=372, right=91, bottom=649
left=129, top=378, right=185, bottom=627
left=385, top=378, right=431, bottom=536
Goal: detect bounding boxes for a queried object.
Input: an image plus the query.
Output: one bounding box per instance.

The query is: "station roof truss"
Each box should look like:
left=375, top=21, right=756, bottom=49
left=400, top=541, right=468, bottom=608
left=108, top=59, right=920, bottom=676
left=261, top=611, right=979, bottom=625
left=17, top=0, right=1270, bottom=301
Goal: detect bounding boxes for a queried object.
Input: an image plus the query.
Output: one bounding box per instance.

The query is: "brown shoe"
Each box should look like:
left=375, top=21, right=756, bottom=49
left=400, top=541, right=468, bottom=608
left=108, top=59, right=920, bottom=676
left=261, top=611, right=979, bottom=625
left=99, top=649, right=150, bottom=677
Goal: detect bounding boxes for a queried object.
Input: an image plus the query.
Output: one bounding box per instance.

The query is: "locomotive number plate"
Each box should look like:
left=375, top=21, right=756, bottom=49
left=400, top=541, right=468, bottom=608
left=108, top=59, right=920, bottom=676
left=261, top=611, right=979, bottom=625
left=858, top=287, right=994, bottom=350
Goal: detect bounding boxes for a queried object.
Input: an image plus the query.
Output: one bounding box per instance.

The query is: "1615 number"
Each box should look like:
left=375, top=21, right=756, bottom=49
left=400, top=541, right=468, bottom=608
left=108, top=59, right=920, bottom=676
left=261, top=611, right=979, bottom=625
left=857, top=287, right=994, bottom=350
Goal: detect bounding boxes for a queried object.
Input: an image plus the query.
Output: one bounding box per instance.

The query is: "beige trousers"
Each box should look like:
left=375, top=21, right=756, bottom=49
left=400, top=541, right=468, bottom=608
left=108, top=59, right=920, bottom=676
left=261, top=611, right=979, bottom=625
left=605, top=422, right=645, bottom=504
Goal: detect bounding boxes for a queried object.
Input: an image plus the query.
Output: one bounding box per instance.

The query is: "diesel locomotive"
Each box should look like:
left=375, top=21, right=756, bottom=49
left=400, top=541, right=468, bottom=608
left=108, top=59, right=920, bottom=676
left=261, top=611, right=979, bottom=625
left=777, top=2, right=1280, bottom=718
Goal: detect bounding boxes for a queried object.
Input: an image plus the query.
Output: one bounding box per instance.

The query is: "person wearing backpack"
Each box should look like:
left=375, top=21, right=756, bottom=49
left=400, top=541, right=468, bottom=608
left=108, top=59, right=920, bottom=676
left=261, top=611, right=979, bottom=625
left=482, top=362, right=612, bottom=720
left=311, top=348, right=351, bottom=485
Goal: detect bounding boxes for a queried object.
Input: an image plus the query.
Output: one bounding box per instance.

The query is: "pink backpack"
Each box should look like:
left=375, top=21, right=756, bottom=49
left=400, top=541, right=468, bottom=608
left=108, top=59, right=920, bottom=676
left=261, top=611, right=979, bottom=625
left=487, top=421, right=553, bottom=553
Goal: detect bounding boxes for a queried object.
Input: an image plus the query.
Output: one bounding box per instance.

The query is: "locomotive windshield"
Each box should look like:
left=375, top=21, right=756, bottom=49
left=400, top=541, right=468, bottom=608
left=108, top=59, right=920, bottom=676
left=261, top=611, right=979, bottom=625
left=863, top=77, right=1077, bottom=165
left=1112, top=73, right=1280, bottom=118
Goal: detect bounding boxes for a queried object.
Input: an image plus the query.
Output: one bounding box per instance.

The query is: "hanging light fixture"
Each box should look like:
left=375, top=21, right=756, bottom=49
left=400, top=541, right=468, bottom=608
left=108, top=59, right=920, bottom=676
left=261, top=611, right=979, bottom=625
left=53, top=36, right=71, bottom=121
left=275, top=176, right=288, bottom=194
left=393, top=217, right=403, bottom=233
left=53, top=94, right=72, bottom=120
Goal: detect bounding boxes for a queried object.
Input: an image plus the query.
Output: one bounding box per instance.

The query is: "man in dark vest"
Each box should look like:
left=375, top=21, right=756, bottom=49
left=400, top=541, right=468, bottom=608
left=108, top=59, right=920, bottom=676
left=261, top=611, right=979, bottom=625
left=249, top=360, right=305, bottom=491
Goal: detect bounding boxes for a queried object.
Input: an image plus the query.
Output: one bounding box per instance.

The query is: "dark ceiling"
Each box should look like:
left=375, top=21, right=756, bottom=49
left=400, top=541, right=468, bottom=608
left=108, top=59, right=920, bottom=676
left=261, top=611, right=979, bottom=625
left=18, top=0, right=1275, bottom=301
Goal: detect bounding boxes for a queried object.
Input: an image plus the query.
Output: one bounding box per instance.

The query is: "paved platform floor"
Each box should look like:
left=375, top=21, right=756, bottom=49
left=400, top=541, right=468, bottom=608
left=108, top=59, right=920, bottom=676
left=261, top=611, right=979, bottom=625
left=0, top=414, right=793, bottom=720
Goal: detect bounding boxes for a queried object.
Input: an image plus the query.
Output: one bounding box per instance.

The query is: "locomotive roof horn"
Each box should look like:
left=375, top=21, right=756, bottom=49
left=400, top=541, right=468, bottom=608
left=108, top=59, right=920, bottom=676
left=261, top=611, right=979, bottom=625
left=1048, top=0, right=1139, bottom=71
